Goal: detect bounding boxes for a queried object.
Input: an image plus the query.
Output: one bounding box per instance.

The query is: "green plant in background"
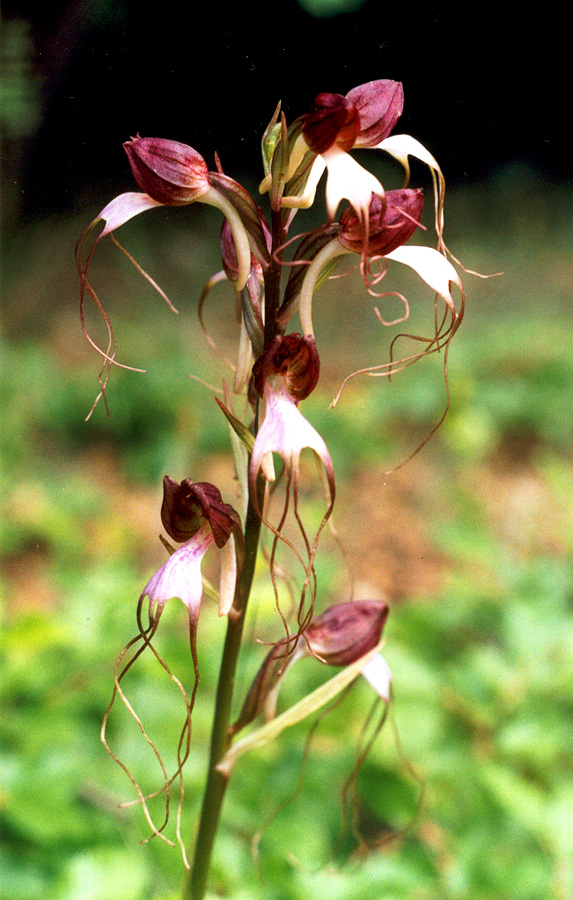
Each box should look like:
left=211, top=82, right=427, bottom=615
left=74, top=79, right=469, bottom=899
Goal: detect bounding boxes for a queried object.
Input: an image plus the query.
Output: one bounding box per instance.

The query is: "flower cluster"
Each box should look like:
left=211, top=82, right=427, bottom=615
left=83, top=78, right=467, bottom=865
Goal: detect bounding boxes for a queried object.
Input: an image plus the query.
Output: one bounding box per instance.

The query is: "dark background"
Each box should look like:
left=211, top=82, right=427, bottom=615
left=1, top=0, right=568, bottom=232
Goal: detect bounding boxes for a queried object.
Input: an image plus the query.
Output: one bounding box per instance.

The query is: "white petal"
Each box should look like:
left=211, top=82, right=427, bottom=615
left=377, top=134, right=446, bottom=243
left=97, top=192, right=163, bottom=237
left=361, top=653, right=392, bottom=702
left=218, top=534, right=237, bottom=616
left=297, top=239, right=348, bottom=337
left=385, top=245, right=462, bottom=313
left=378, top=133, right=441, bottom=178
left=281, top=156, right=326, bottom=210
left=322, top=146, right=384, bottom=221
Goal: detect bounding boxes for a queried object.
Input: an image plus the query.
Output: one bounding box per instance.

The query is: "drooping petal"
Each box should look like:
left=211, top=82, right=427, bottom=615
left=361, top=653, right=392, bottom=702
left=297, top=238, right=348, bottom=337
left=378, top=134, right=446, bottom=244
left=378, top=133, right=441, bottom=183
left=218, top=533, right=237, bottom=617
left=201, top=186, right=253, bottom=290
left=97, top=192, right=163, bottom=238
left=141, top=522, right=215, bottom=619
left=249, top=385, right=335, bottom=506
left=385, top=245, right=462, bottom=313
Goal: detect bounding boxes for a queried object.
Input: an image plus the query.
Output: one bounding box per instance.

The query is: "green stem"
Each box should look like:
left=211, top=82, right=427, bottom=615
left=184, top=495, right=261, bottom=900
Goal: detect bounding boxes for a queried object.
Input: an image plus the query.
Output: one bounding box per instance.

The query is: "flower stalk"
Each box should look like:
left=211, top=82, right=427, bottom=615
left=185, top=490, right=262, bottom=900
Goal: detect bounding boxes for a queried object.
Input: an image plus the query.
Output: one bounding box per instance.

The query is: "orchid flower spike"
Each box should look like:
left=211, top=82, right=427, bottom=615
left=273, top=79, right=449, bottom=255
left=249, top=334, right=335, bottom=513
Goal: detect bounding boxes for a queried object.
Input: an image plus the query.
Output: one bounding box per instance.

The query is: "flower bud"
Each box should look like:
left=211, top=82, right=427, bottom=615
left=306, top=600, right=389, bottom=666
left=123, top=136, right=210, bottom=206
left=252, top=333, right=320, bottom=401
left=302, top=92, right=360, bottom=155
left=337, top=189, right=424, bottom=257
left=161, top=477, right=238, bottom=547
left=346, top=79, right=404, bottom=148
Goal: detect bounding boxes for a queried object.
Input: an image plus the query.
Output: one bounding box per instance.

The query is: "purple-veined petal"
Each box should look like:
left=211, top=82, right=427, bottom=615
left=346, top=79, right=404, bottom=148
left=97, top=192, right=163, bottom=238
left=385, top=245, right=462, bottom=313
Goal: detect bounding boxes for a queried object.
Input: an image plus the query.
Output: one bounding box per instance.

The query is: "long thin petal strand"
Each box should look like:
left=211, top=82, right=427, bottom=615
left=385, top=245, right=462, bottom=313
left=97, top=192, right=163, bottom=237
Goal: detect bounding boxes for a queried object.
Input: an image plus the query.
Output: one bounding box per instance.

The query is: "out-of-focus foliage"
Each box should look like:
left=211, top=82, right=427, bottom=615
left=1, top=174, right=572, bottom=899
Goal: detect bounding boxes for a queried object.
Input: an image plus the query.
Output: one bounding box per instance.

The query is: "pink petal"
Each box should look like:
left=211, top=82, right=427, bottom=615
left=141, top=525, right=214, bottom=615
left=96, top=192, right=163, bottom=237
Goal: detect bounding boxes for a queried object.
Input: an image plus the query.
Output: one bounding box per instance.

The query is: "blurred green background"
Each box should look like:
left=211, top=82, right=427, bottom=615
left=1, top=2, right=572, bottom=899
